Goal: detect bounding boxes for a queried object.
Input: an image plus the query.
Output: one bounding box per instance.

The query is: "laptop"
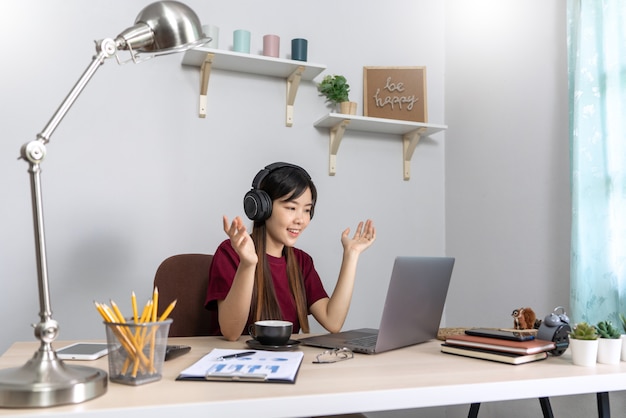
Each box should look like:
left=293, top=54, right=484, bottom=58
left=299, top=256, right=455, bottom=354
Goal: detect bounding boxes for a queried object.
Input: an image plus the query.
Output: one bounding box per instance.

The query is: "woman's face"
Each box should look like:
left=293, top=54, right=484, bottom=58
left=264, top=187, right=313, bottom=257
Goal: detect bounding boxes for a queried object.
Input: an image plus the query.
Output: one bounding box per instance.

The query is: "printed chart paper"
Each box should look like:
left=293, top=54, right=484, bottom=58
left=177, top=348, right=304, bottom=383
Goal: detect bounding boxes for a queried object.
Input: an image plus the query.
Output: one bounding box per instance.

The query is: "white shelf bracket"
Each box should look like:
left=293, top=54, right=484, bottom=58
left=286, top=66, right=304, bottom=127
left=328, top=119, right=350, bottom=176
left=198, top=53, right=215, bottom=118
left=402, top=127, right=427, bottom=180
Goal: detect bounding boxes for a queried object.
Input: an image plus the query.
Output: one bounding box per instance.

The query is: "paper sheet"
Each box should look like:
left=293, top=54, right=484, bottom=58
left=177, top=348, right=304, bottom=382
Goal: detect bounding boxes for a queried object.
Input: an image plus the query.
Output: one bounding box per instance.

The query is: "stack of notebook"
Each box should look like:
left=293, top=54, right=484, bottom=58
left=442, top=329, right=556, bottom=365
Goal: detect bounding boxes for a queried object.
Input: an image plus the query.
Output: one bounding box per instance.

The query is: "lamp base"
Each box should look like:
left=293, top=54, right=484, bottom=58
left=0, top=348, right=107, bottom=408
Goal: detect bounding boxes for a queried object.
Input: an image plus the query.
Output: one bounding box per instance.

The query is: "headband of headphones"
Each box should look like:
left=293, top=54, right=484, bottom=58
left=243, top=162, right=312, bottom=221
left=250, top=162, right=310, bottom=189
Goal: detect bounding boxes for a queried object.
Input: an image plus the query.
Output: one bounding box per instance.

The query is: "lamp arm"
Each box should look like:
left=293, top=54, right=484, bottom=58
left=38, top=38, right=118, bottom=144
left=19, top=38, right=118, bottom=345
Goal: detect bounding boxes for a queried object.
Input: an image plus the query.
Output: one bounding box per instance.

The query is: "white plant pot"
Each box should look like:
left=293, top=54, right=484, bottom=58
left=570, top=338, right=598, bottom=367
left=597, top=338, right=622, bottom=364
left=621, top=335, right=626, bottom=361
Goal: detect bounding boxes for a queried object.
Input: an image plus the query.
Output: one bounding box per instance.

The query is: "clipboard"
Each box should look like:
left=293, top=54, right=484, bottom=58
left=176, top=348, right=304, bottom=383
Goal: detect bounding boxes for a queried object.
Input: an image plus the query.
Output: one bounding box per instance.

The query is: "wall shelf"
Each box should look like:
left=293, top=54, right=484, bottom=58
left=181, top=47, right=327, bottom=126
left=314, top=113, right=447, bottom=180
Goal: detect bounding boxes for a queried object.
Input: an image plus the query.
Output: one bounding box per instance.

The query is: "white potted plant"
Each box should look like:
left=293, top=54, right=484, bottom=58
left=569, top=322, right=598, bottom=366
left=596, top=320, right=622, bottom=364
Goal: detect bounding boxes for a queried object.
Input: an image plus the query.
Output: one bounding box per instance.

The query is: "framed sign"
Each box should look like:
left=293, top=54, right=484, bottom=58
left=363, top=66, right=427, bottom=122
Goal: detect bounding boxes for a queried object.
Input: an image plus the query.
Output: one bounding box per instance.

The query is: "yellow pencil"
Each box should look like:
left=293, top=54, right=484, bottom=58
left=151, top=287, right=159, bottom=322
left=128, top=293, right=142, bottom=375
left=110, top=300, right=126, bottom=323
left=148, top=287, right=160, bottom=370
left=94, top=301, right=112, bottom=322
left=140, top=300, right=153, bottom=324
left=101, top=303, right=119, bottom=323
left=102, top=301, right=152, bottom=371
left=96, top=302, right=148, bottom=371
left=139, top=299, right=155, bottom=372
left=131, top=291, right=139, bottom=324
left=94, top=296, right=161, bottom=377
left=136, top=299, right=152, bottom=346
left=158, top=300, right=177, bottom=321
left=134, top=299, right=154, bottom=375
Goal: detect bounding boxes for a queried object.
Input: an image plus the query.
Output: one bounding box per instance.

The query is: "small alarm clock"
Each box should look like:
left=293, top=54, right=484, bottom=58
left=536, top=306, right=571, bottom=356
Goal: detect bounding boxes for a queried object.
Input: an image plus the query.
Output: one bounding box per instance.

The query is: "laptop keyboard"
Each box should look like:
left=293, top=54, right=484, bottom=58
left=346, top=334, right=378, bottom=347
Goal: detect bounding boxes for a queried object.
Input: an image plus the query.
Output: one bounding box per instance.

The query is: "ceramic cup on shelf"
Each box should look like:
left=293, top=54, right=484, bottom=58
left=248, top=320, right=292, bottom=346
left=263, top=34, right=280, bottom=58
left=202, top=24, right=219, bottom=48
left=291, top=38, right=307, bottom=61
left=233, top=29, right=251, bottom=53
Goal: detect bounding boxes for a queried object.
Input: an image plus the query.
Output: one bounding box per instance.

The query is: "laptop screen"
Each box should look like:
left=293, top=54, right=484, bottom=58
left=300, top=256, right=455, bottom=354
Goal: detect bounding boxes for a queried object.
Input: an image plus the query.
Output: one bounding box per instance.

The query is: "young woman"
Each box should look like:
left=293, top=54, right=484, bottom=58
left=205, top=162, right=376, bottom=341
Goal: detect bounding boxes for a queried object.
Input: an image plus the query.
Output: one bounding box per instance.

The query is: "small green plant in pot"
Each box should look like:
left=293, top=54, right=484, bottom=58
left=569, top=322, right=599, bottom=366
left=596, top=320, right=621, bottom=339
left=317, top=75, right=356, bottom=114
left=597, top=320, right=623, bottom=364
left=569, top=322, right=598, bottom=340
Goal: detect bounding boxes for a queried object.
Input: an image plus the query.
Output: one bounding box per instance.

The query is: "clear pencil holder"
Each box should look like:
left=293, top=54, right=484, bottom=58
left=104, top=319, right=172, bottom=385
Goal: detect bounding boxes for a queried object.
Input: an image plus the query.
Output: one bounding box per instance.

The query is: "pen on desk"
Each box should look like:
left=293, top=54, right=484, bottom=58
left=217, top=351, right=256, bottom=361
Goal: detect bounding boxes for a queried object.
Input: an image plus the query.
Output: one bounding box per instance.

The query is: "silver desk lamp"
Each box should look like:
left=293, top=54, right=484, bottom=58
left=0, top=1, right=208, bottom=408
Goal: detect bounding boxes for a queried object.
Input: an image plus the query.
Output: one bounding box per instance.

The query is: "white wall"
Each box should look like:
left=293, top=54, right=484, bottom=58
left=0, top=0, right=445, bottom=352
left=444, top=1, right=571, bottom=330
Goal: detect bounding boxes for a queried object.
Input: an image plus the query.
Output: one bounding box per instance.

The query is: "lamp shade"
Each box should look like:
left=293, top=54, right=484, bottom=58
left=116, top=1, right=206, bottom=56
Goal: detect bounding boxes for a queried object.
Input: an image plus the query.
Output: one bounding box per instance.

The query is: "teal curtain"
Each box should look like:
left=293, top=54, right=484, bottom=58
left=569, top=0, right=626, bottom=325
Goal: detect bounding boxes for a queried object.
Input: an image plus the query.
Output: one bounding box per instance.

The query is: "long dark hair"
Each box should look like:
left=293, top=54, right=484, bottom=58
left=250, top=164, right=317, bottom=332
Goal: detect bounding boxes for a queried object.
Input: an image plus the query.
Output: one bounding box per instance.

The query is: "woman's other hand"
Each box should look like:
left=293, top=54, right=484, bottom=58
left=341, top=219, right=376, bottom=255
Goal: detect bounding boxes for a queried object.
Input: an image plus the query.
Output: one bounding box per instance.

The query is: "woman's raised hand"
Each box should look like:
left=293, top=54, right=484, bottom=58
left=341, top=219, right=376, bottom=254
left=223, top=215, right=258, bottom=266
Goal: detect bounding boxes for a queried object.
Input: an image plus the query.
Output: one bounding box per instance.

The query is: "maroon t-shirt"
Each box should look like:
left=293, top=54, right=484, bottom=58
left=205, top=239, right=328, bottom=335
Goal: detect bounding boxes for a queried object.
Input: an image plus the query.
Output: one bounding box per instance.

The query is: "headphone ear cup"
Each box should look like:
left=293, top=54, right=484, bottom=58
left=243, top=189, right=273, bottom=221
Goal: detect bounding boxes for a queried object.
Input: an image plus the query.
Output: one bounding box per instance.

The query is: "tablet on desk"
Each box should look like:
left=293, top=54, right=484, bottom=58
left=56, top=343, right=109, bottom=360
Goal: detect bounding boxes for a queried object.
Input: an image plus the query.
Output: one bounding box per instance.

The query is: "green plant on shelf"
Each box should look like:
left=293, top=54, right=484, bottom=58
left=596, top=320, right=621, bottom=339
left=317, top=74, right=350, bottom=105
left=569, top=322, right=598, bottom=340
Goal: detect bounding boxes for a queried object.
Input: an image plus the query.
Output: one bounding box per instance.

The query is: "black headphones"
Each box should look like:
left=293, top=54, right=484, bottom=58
left=243, top=162, right=312, bottom=221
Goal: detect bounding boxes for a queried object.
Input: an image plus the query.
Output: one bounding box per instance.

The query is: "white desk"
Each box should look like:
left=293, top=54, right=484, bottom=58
left=0, top=336, right=624, bottom=417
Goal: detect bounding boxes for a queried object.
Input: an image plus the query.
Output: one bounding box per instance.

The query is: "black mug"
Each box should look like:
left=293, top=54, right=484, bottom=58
left=248, top=320, right=292, bottom=346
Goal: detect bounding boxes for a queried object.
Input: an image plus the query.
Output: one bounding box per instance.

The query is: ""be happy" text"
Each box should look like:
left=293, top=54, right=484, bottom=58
left=373, top=76, right=420, bottom=111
